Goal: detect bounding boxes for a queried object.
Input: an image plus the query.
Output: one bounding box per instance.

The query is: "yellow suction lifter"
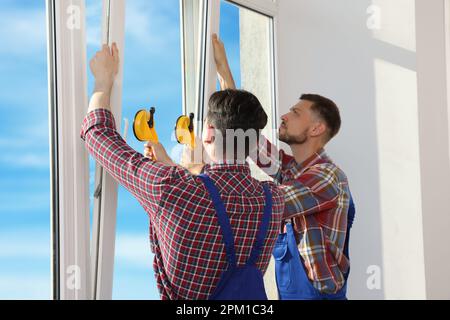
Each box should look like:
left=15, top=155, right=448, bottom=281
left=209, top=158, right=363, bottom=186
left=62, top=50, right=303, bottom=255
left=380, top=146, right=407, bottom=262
left=175, top=113, right=196, bottom=149
left=133, top=107, right=159, bottom=143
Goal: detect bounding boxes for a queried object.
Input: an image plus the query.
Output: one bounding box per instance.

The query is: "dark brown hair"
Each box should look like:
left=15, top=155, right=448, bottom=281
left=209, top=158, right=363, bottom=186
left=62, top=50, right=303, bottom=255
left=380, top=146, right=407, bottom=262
left=300, top=93, right=341, bottom=141
left=207, top=89, right=268, bottom=158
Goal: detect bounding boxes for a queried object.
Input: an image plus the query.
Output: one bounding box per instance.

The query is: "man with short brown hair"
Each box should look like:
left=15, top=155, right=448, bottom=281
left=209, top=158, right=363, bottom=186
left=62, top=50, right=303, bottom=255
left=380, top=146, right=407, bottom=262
left=211, top=34, right=354, bottom=299
left=81, top=43, right=285, bottom=300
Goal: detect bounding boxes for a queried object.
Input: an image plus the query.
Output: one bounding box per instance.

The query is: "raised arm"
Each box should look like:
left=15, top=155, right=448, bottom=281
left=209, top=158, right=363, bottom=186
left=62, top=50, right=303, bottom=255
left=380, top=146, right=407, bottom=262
left=212, top=34, right=236, bottom=90
left=82, top=43, right=179, bottom=208
left=88, top=43, right=119, bottom=113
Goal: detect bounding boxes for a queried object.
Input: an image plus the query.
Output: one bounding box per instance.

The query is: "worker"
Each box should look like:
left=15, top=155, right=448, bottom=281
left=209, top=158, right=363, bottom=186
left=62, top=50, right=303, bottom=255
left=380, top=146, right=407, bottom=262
left=210, top=34, right=355, bottom=299
left=80, top=43, right=285, bottom=300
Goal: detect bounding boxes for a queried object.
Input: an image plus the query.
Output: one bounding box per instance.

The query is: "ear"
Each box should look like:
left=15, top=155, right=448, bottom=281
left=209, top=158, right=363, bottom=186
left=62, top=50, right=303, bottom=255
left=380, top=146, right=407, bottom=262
left=204, top=124, right=216, bottom=144
left=310, top=122, right=327, bottom=138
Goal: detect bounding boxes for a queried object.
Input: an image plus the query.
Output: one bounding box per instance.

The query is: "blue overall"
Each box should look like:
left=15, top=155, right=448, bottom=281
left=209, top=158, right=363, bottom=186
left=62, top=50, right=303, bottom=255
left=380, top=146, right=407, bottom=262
left=198, top=174, right=273, bottom=300
left=273, top=195, right=355, bottom=300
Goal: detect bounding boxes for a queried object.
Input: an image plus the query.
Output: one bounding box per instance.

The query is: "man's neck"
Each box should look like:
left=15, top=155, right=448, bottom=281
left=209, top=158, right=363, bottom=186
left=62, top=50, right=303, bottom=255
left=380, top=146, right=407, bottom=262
left=289, top=141, right=325, bottom=165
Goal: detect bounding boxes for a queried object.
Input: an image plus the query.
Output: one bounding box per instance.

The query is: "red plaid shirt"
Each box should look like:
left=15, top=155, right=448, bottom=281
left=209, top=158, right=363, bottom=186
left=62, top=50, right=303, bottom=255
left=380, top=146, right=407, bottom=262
left=80, top=109, right=284, bottom=300
left=252, top=136, right=351, bottom=294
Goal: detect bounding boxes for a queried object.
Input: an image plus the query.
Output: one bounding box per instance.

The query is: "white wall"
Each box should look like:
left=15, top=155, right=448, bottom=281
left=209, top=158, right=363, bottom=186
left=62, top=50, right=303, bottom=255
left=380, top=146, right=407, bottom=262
left=415, top=0, right=450, bottom=300
left=275, top=0, right=450, bottom=299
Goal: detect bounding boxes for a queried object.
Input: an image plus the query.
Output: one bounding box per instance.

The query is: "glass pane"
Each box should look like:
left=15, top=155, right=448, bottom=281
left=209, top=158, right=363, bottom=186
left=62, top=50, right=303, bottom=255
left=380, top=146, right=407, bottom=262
left=0, top=0, right=50, bottom=299
left=112, top=0, right=183, bottom=299
left=219, top=0, right=276, bottom=180
left=219, top=1, right=242, bottom=89
left=181, top=0, right=203, bottom=119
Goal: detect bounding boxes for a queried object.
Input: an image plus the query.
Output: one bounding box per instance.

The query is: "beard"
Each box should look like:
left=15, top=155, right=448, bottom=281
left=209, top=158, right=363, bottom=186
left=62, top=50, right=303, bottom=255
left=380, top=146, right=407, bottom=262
left=278, top=127, right=308, bottom=145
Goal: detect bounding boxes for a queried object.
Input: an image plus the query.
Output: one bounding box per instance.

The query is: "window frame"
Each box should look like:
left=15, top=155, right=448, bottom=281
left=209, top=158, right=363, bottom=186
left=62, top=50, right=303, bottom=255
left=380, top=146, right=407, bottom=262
left=181, top=0, right=279, bottom=138
left=47, top=0, right=125, bottom=300
left=201, top=0, right=221, bottom=134
left=46, top=0, right=60, bottom=300
left=90, top=0, right=126, bottom=300
left=446, top=0, right=450, bottom=157
left=200, top=0, right=280, bottom=138
left=229, top=0, right=279, bottom=145
left=180, top=0, right=203, bottom=126
left=228, top=0, right=278, bottom=17
left=180, top=0, right=221, bottom=135
left=47, top=0, right=92, bottom=300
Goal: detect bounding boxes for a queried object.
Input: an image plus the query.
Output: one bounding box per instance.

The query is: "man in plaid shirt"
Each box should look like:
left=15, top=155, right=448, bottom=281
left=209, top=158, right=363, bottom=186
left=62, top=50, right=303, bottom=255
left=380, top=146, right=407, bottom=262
left=81, top=43, right=284, bottom=299
left=212, top=34, right=352, bottom=295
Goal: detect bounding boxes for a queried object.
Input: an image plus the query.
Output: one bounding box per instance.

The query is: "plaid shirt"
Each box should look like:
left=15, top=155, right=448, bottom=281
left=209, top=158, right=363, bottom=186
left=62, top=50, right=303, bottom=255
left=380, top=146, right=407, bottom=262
left=80, top=109, right=284, bottom=300
left=252, top=136, right=351, bottom=294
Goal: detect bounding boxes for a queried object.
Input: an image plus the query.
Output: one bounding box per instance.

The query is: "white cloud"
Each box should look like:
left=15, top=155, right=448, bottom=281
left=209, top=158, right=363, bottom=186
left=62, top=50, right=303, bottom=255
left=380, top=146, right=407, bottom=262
left=0, top=8, right=47, bottom=56
left=0, top=137, right=30, bottom=149
left=0, top=228, right=155, bottom=299
left=0, top=229, right=50, bottom=259
left=0, top=275, right=50, bottom=300
left=86, top=0, right=103, bottom=47
left=85, top=0, right=180, bottom=53
left=0, top=229, right=153, bottom=266
left=0, top=192, right=49, bottom=213
left=0, top=153, right=49, bottom=170
left=115, top=232, right=154, bottom=269
left=0, top=120, right=50, bottom=170
left=125, top=0, right=180, bottom=54
left=21, top=120, right=50, bottom=142
left=0, top=228, right=50, bottom=299
left=112, top=275, right=158, bottom=300
left=113, top=232, right=157, bottom=299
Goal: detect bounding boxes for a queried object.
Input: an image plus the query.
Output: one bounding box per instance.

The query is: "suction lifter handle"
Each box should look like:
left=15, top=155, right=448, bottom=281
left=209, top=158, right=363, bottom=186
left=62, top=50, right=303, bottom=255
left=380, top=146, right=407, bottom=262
left=188, top=113, right=194, bottom=132
left=148, top=107, right=155, bottom=128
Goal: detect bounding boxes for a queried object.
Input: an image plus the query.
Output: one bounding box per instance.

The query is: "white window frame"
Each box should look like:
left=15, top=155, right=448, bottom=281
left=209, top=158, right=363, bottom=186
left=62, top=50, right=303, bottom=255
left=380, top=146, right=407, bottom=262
left=180, top=0, right=203, bottom=129
left=202, top=0, right=280, bottom=138
left=202, top=0, right=221, bottom=132
left=47, top=0, right=91, bottom=300
left=446, top=0, right=450, bottom=161
left=90, top=0, right=125, bottom=300
left=47, top=0, right=125, bottom=300
left=180, top=0, right=221, bottom=135
left=228, top=0, right=278, bottom=18
left=416, top=0, right=450, bottom=299
left=181, top=0, right=279, bottom=138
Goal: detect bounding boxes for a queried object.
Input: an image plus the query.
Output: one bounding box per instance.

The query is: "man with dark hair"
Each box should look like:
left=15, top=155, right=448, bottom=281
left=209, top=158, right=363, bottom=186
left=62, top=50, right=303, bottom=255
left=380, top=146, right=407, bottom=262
left=294, top=94, right=341, bottom=142
left=81, top=43, right=284, bottom=300
left=206, top=89, right=268, bottom=161
left=210, top=34, right=354, bottom=299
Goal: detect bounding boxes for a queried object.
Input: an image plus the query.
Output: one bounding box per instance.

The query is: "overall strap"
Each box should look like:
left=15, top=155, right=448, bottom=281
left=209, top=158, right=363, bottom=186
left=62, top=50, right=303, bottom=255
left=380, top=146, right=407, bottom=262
left=246, top=184, right=273, bottom=266
left=343, top=193, right=355, bottom=260
left=198, top=174, right=237, bottom=267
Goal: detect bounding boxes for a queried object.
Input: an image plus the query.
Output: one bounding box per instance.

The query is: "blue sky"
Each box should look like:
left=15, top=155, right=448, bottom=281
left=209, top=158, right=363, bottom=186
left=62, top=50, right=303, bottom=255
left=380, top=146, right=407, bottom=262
left=0, top=0, right=241, bottom=300
left=0, top=0, right=51, bottom=299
